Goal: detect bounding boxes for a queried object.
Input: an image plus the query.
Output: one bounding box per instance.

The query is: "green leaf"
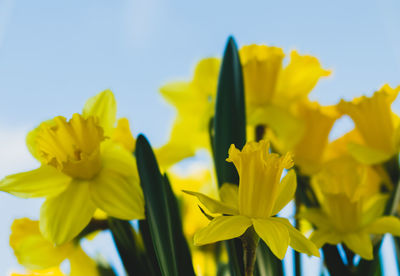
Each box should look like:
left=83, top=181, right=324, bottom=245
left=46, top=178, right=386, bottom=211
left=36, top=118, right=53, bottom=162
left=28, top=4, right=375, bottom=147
left=108, top=218, right=153, bottom=276
left=136, top=134, right=195, bottom=276
left=214, top=36, right=246, bottom=187
left=138, top=219, right=162, bottom=276
left=213, top=36, right=246, bottom=276
left=163, top=173, right=197, bottom=275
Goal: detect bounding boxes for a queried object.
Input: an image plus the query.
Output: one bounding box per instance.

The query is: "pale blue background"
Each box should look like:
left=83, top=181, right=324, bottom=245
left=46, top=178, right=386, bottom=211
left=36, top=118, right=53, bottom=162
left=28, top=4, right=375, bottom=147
left=0, top=0, right=400, bottom=275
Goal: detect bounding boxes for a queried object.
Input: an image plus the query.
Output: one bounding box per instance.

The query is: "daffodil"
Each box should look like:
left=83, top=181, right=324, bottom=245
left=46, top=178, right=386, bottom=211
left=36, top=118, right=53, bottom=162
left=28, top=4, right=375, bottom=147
left=240, top=45, right=330, bottom=127
left=157, top=58, right=221, bottom=165
left=337, top=84, right=400, bottom=164
left=159, top=46, right=330, bottom=163
left=185, top=140, right=319, bottom=260
left=10, top=218, right=98, bottom=276
left=0, top=90, right=144, bottom=244
left=268, top=100, right=339, bottom=175
left=302, top=192, right=400, bottom=260
left=311, top=155, right=382, bottom=202
left=304, top=157, right=400, bottom=260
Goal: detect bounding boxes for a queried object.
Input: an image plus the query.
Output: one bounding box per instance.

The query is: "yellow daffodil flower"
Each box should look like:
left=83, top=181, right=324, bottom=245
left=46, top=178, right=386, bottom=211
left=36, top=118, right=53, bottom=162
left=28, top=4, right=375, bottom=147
left=240, top=45, right=330, bottom=127
left=157, top=58, right=221, bottom=165
left=338, top=84, right=400, bottom=164
left=185, top=140, right=319, bottom=260
left=159, top=46, right=329, bottom=164
left=302, top=192, right=400, bottom=260
left=10, top=218, right=98, bottom=276
left=311, top=155, right=382, bottom=202
left=267, top=101, right=339, bottom=175
left=0, top=90, right=144, bottom=244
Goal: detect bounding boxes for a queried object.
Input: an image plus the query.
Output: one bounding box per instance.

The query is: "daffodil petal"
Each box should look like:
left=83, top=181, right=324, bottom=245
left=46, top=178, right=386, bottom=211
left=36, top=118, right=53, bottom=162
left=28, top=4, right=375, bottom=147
left=309, top=229, right=340, bottom=248
left=160, top=82, right=191, bottom=105
left=276, top=50, right=330, bottom=104
left=183, top=190, right=238, bottom=215
left=348, top=142, right=392, bottom=165
left=300, top=209, right=332, bottom=230
left=365, top=216, right=400, bottom=236
left=271, top=170, right=297, bottom=215
left=155, top=139, right=196, bottom=169
left=90, top=170, right=144, bottom=220
left=219, top=183, right=238, bottom=209
left=194, top=216, right=252, bottom=246
left=101, top=141, right=137, bottom=177
left=10, top=218, right=73, bottom=270
left=69, top=247, right=99, bottom=276
left=111, top=118, right=136, bottom=152
left=0, top=166, right=70, bottom=198
left=252, top=218, right=290, bottom=260
left=361, top=194, right=388, bottom=226
left=82, top=89, right=116, bottom=135
left=40, top=180, right=96, bottom=245
left=342, top=232, right=373, bottom=260
left=274, top=217, right=320, bottom=257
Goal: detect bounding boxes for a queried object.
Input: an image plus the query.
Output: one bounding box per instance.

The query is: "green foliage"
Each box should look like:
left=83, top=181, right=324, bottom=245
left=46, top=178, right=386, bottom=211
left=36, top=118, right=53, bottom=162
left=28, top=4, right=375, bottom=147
left=136, top=134, right=196, bottom=276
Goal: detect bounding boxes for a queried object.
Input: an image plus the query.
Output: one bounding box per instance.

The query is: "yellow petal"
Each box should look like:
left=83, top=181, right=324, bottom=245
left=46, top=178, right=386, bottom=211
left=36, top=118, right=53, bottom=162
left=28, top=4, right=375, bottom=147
left=192, top=58, right=221, bottom=95
left=10, top=218, right=73, bottom=270
left=183, top=190, right=238, bottom=215
left=0, top=166, right=70, bottom=198
left=309, top=229, right=341, bottom=248
left=111, top=118, right=135, bottom=152
left=366, top=216, right=400, bottom=236
left=100, top=141, right=137, bottom=177
left=347, top=142, right=392, bottom=165
left=271, top=170, right=297, bottom=215
left=69, top=247, right=99, bottom=276
left=275, top=217, right=320, bottom=257
left=194, top=216, right=252, bottom=246
left=219, top=183, right=239, bottom=209
left=292, top=102, right=339, bottom=174
left=11, top=267, right=66, bottom=276
left=276, top=50, right=330, bottom=105
left=90, top=171, right=144, bottom=220
left=361, top=194, right=388, bottom=226
left=82, top=89, right=117, bottom=136
left=26, top=119, right=59, bottom=162
left=239, top=44, right=284, bottom=105
left=40, top=180, right=96, bottom=245
left=342, top=232, right=373, bottom=260
left=338, top=84, right=400, bottom=155
left=300, top=209, right=332, bottom=230
left=155, top=136, right=196, bottom=169
left=252, top=218, right=290, bottom=260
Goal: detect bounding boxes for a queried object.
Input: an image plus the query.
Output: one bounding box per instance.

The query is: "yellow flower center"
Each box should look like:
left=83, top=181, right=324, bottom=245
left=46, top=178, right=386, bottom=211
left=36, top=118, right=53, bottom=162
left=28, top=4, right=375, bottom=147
left=36, top=113, right=105, bottom=179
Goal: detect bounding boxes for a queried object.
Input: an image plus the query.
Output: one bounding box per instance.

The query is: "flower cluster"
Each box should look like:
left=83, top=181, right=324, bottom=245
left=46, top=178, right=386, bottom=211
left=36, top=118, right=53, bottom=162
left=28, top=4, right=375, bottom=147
left=2, top=38, right=400, bottom=276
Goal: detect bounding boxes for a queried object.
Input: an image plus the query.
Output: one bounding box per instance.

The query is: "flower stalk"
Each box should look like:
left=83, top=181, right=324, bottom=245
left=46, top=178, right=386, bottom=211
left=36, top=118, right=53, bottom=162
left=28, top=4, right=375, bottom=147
left=241, top=226, right=260, bottom=276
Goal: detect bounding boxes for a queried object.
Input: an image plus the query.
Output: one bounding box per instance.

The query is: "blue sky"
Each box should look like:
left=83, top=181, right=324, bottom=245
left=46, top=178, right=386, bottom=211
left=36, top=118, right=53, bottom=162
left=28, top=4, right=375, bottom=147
left=0, top=0, right=400, bottom=274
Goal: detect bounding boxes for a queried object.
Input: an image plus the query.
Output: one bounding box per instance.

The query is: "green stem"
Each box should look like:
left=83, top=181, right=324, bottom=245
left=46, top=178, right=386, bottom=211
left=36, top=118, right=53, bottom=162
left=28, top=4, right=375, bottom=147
left=242, top=227, right=260, bottom=276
